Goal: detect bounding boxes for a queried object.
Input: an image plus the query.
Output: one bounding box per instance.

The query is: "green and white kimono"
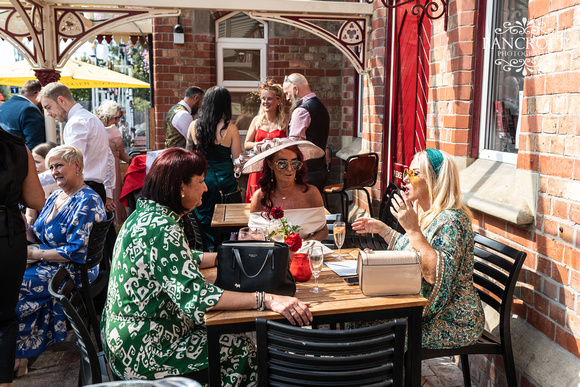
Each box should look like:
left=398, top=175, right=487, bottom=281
left=101, top=199, right=256, bottom=385
left=392, top=209, right=485, bottom=349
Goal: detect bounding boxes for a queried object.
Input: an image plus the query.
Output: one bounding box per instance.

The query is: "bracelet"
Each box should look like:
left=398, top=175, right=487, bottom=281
left=255, top=291, right=260, bottom=310
left=40, top=249, right=45, bottom=262
left=381, top=226, right=392, bottom=239
left=410, top=247, right=422, bottom=264
left=257, top=291, right=266, bottom=311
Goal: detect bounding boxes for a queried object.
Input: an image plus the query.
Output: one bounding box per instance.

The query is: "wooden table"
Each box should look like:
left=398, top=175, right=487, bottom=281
left=210, top=203, right=331, bottom=245
left=211, top=203, right=252, bottom=228
left=204, top=249, right=427, bottom=386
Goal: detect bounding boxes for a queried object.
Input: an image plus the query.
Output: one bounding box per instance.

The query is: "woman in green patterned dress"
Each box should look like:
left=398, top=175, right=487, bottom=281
left=101, top=148, right=312, bottom=385
left=352, top=149, right=484, bottom=352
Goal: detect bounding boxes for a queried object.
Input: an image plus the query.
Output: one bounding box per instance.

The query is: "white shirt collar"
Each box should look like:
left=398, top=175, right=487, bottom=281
left=178, top=100, right=192, bottom=113
left=67, top=103, right=83, bottom=120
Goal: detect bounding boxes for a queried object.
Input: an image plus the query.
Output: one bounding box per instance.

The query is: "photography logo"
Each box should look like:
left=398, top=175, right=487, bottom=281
left=484, top=17, right=564, bottom=75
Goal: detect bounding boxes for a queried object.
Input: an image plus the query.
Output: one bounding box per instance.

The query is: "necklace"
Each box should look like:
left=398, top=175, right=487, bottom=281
left=53, top=184, right=86, bottom=213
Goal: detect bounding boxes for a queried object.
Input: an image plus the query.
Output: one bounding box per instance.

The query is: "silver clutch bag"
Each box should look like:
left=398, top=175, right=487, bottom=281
left=357, top=249, right=422, bottom=296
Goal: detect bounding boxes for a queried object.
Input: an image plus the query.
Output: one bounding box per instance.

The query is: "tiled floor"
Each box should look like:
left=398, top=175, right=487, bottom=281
left=13, top=331, right=474, bottom=387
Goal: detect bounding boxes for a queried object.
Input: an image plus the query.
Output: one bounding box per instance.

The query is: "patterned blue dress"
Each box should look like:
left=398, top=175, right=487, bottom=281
left=16, top=186, right=105, bottom=358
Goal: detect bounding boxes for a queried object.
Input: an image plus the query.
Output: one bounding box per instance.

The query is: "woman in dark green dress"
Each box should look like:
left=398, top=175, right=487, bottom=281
left=189, top=86, right=242, bottom=250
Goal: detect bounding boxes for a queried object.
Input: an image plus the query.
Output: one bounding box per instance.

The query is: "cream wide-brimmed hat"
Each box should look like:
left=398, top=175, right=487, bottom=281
left=240, top=138, right=325, bottom=174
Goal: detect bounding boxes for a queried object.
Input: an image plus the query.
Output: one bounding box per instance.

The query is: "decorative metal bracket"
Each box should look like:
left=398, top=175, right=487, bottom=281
left=250, top=12, right=370, bottom=75
left=0, top=0, right=179, bottom=71
left=366, top=0, right=448, bottom=30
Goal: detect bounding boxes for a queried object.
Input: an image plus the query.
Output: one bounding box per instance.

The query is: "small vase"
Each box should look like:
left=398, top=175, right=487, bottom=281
left=289, top=252, right=312, bottom=282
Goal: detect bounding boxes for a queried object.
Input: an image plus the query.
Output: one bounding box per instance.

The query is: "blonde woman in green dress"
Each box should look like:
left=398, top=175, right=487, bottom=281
left=101, top=148, right=312, bottom=385
left=352, top=149, right=484, bottom=387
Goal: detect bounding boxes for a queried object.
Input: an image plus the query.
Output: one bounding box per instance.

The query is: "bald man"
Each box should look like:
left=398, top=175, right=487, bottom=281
left=283, top=73, right=330, bottom=192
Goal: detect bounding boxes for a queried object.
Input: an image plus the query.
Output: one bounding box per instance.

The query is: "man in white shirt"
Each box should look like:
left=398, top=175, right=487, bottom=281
left=164, top=86, right=204, bottom=148
left=37, top=82, right=116, bottom=211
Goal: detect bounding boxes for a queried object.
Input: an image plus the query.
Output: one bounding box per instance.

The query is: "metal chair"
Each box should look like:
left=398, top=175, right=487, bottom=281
left=48, top=266, right=111, bottom=386
left=324, top=152, right=379, bottom=223
left=256, top=318, right=406, bottom=387
left=419, top=233, right=527, bottom=386
left=78, top=212, right=114, bottom=351
left=184, top=210, right=208, bottom=252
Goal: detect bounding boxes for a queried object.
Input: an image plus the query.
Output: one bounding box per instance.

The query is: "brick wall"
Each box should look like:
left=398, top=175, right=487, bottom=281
left=362, top=3, right=388, bottom=209
left=519, top=0, right=580, bottom=364
left=152, top=11, right=354, bottom=165
left=428, top=0, right=580, bottom=385
left=426, top=0, right=476, bottom=157
left=152, top=10, right=215, bottom=149
left=267, top=22, right=349, bottom=154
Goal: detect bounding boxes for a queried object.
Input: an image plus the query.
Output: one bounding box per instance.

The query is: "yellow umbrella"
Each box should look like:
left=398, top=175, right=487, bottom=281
left=0, top=59, right=150, bottom=89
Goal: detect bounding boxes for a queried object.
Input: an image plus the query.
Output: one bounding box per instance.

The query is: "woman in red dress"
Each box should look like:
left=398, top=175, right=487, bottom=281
left=244, top=80, right=288, bottom=202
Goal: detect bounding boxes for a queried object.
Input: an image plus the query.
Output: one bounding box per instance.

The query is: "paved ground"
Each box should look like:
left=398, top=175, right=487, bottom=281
left=13, top=330, right=473, bottom=387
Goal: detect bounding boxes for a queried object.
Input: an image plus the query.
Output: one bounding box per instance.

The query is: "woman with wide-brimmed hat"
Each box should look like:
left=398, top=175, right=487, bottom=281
left=242, top=138, right=329, bottom=241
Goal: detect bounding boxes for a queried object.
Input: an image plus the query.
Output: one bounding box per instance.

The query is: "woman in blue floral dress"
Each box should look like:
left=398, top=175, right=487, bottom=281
left=101, top=148, right=312, bottom=385
left=353, top=149, right=484, bottom=358
left=17, top=145, right=105, bottom=368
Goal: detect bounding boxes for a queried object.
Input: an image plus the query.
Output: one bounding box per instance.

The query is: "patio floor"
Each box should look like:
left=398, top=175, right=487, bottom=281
left=13, top=331, right=475, bottom=387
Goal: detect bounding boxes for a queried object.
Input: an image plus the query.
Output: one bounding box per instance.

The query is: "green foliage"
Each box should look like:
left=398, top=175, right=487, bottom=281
left=132, top=97, right=150, bottom=112
left=0, top=85, right=15, bottom=100
left=71, top=88, right=90, bottom=103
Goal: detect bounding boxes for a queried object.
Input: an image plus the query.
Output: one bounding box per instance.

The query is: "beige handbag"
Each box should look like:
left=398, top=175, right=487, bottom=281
left=357, top=249, right=422, bottom=296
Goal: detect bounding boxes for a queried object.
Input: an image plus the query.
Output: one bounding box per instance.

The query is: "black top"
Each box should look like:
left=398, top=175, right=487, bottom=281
left=0, top=128, right=28, bottom=237
left=301, top=96, right=330, bottom=171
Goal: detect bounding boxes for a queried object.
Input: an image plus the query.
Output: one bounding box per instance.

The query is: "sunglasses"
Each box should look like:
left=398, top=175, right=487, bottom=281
left=403, top=168, right=421, bottom=182
left=114, top=115, right=123, bottom=120
left=274, top=159, right=303, bottom=171
left=284, top=76, right=298, bottom=88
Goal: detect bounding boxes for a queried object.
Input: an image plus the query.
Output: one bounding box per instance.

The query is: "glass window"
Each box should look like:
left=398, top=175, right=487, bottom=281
left=222, top=48, right=261, bottom=82
left=480, top=0, right=528, bottom=160
left=218, top=12, right=264, bottom=39
left=216, top=12, right=267, bottom=91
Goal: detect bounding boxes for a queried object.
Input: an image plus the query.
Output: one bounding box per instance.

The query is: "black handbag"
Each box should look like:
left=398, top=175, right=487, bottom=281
left=215, top=240, right=296, bottom=296
left=209, top=164, right=243, bottom=204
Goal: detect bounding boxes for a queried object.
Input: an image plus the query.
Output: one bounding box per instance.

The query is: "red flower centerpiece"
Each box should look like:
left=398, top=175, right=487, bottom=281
left=266, top=208, right=311, bottom=281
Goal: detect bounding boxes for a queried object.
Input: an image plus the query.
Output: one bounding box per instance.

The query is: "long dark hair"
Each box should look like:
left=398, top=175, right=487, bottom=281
left=258, top=145, right=309, bottom=218
left=195, top=86, right=232, bottom=156
left=142, top=148, right=207, bottom=214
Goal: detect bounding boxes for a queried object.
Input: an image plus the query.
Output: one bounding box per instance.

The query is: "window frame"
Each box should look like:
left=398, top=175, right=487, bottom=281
left=471, top=0, right=525, bottom=165
left=215, top=12, right=268, bottom=92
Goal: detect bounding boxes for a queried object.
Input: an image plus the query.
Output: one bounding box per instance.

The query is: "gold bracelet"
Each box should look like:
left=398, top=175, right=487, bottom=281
left=410, top=247, right=422, bottom=264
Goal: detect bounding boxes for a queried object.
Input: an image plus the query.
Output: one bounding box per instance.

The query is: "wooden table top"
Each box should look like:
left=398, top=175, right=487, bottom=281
left=211, top=203, right=251, bottom=228
left=204, top=248, right=427, bottom=327
left=211, top=203, right=332, bottom=229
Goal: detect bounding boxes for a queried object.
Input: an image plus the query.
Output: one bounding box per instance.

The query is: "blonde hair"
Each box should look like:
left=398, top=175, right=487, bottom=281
left=45, top=145, right=84, bottom=173
left=95, top=100, right=124, bottom=126
left=256, top=80, right=286, bottom=130
left=414, top=150, right=472, bottom=229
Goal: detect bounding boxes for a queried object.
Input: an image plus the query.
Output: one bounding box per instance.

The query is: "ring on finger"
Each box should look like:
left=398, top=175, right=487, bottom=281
left=290, top=310, right=295, bottom=316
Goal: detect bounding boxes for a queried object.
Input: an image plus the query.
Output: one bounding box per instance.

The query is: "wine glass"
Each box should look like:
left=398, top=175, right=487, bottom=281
left=238, top=227, right=266, bottom=241
left=309, top=246, right=324, bottom=293
left=333, top=221, right=346, bottom=260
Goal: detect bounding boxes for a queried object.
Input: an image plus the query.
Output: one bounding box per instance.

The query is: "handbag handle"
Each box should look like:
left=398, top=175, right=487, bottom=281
left=232, top=248, right=274, bottom=278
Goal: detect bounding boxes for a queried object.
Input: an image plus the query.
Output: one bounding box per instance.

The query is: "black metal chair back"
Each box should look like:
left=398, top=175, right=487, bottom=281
left=184, top=211, right=208, bottom=252
left=78, top=212, right=114, bottom=351
left=420, top=232, right=527, bottom=386
left=324, top=152, right=379, bottom=222
left=48, top=266, right=111, bottom=386
left=257, top=318, right=406, bottom=387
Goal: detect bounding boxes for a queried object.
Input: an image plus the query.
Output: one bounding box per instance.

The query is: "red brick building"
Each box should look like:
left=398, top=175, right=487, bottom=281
left=151, top=1, right=579, bottom=385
